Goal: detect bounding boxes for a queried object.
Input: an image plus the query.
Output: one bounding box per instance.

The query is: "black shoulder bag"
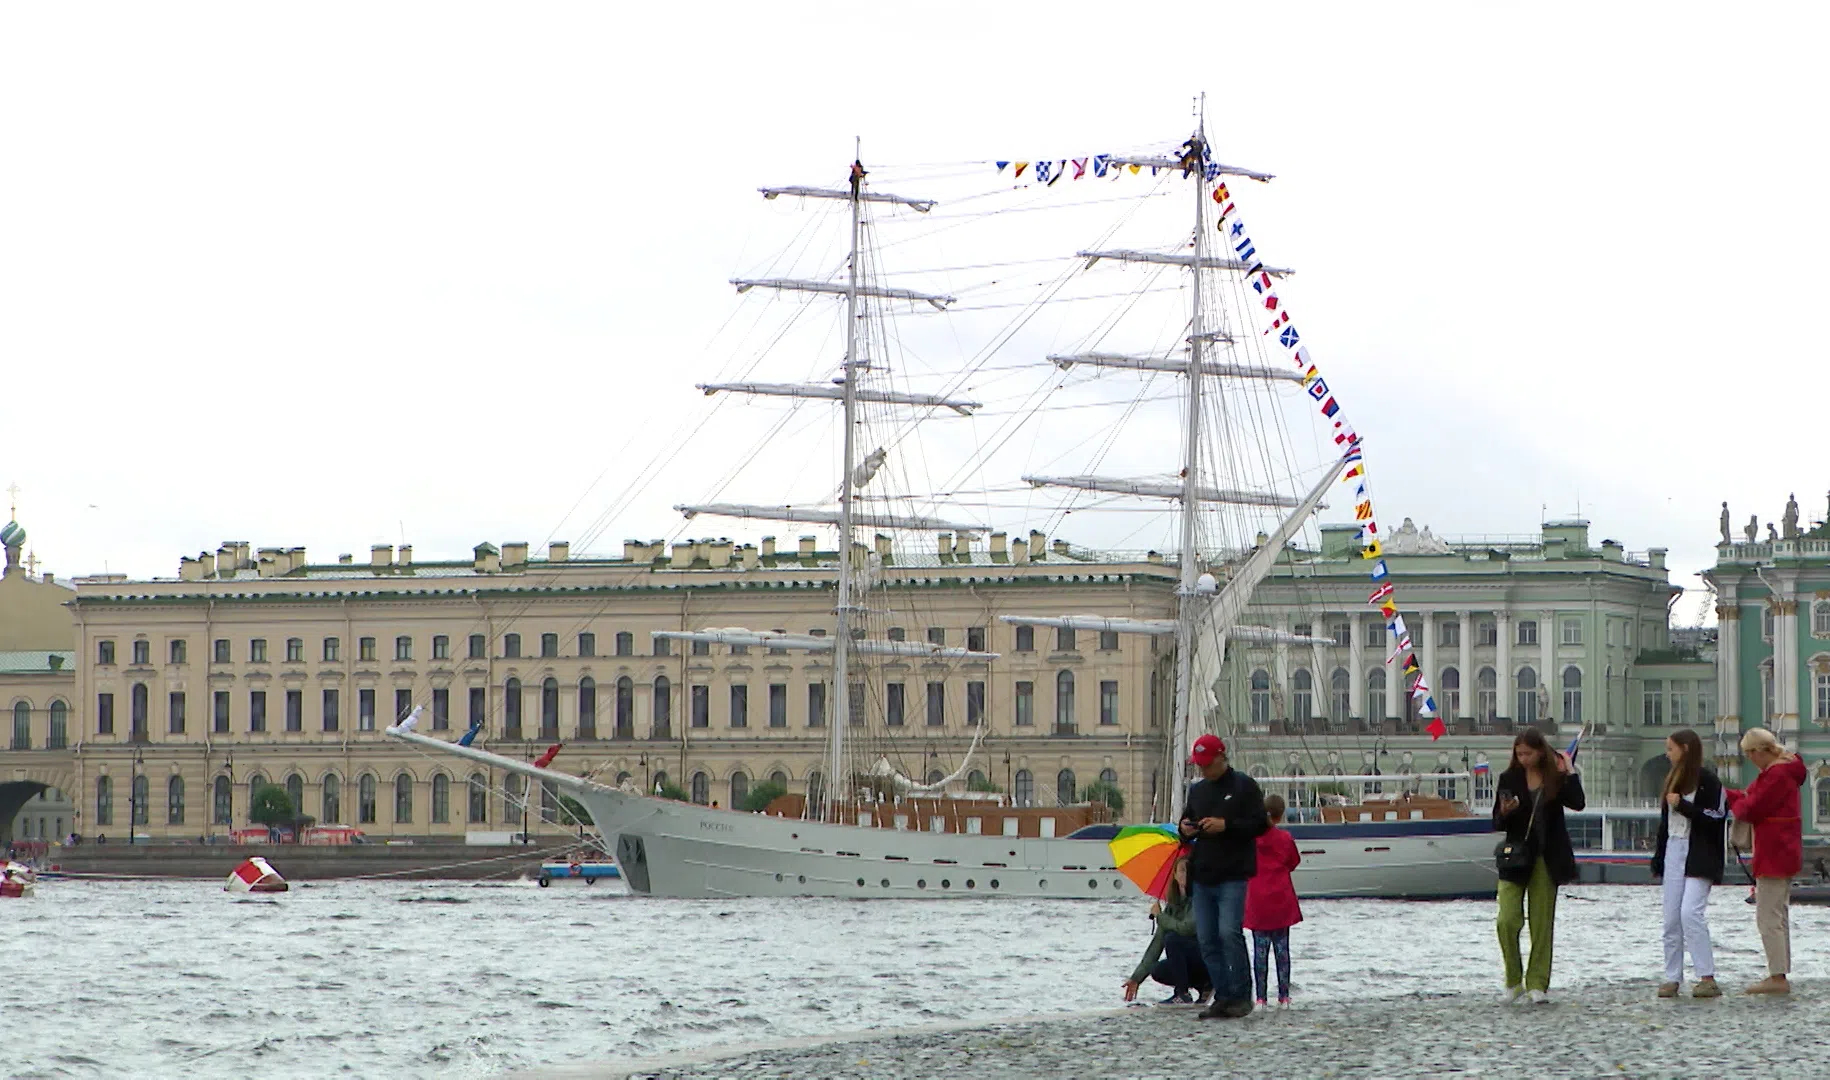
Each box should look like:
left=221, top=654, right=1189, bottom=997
left=1494, top=789, right=1540, bottom=874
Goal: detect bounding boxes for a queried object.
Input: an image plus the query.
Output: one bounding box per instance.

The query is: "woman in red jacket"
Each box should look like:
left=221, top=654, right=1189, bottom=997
left=1244, top=793, right=1302, bottom=1007
left=1725, top=727, right=1807, bottom=995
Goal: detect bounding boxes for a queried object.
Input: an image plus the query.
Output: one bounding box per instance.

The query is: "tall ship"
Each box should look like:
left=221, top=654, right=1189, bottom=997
left=393, top=120, right=1498, bottom=899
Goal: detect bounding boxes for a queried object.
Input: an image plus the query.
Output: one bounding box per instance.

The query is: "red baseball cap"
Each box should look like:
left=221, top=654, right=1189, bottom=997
left=1188, top=733, right=1227, bottom=766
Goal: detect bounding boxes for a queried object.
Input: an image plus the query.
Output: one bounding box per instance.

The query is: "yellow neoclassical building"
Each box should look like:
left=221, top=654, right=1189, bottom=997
left=0, top=530, right=1178, bottom=843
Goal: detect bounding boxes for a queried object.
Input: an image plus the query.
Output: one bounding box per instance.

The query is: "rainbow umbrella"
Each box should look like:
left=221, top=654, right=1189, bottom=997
left=1108, top=824, right=1186, bottom=900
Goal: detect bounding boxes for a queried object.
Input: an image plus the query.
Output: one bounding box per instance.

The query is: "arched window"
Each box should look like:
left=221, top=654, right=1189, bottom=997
left=1817, top=776, right=1830, bottom=824
left=1055, top=671, right=1075, bottom=729
left=730, top=771, right=748, bottom=808
left=804, top=770, right=823, bottom=809
left=1056, top=768, right=1077, bottom=806
left=926, top=770, right=945, bottom=785
left=432, top=774, right=450, bottom=824
left=1330, top=668, right=1351, bottom=720
left=1099, top=767, right=1120, bottom=795
left=1815, top=600, right=1830, bottom=637
left=1014, top=769, right=1034, bottom=807
left=213, top=776, right=232, bottom=825
left=540, top=678, right=560, bottom=739
left=286, top=774, right=304, bottom=817
left=48, top=700, right=67, bottom=750
left=1249, top=669, right=1272, bottom=727
left=322, top=774, right=342, bottom=824
left=1477, top=667, right=1498, bottom=723
left=467, top=773, right=488, bottom=823
left=1562, top=666, right=1583, bottom=727
left=1292, top=669, right=1313, bottom=723
left=652, top=676, right=671, bottom=739
left=690, top=771, right=709, bottom=805
left=96, top=776, right=113, bottom=827
left=1516, top=666, right=1539, bottom=725
left=577, top=677, right=596, bottom=739
left=395, top=774, right=413, bottom=823
left=652, top=770, right=669, bottom=794
left=1366, top=668, right=1386, bottom=719
left=358, top=774, right=377, bottom=824
left=11, top=701, right=29, bottom=750
left=1441, top=667, right=1462, bottom=719
left=167, top=776, right=185, bottom=825
left=503, top=678, right=523, bottom=740
left=502, top=775, right=522, bottom=824
left=132, top=773, right=149, bottom=827
left=615, top=677, right=634, bottom=739
left=968, top=769, right=987, bottom=790
left=131, top=683, right=149, bottom=740
left=246, top=773, right=266, bottom=818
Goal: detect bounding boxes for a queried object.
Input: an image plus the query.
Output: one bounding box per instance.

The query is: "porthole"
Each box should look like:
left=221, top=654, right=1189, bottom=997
left=1088, top=879, right=1098, bottom=890
left=941, top=879, right=951, bottom=888
left=1112, top=880, right=1124, bottom=889
left=880, top=878, right=890, bottom=888
left=797, top=875, right=806, bottom=884
left=917, top=879, right=927, bottom=889
left=856, top=877, right=866, bottom=887
left=1038, top=878, right=1047, bottom=889
left=966, top=879, right=976, bottom=889
left=990, top=879, right=1000, bottom=889
left=775, top=873, right=783, bottom=882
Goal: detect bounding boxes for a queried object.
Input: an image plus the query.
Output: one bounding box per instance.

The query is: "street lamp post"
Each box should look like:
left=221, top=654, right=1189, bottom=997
left=640, top=754, right=649, bottom=795
left=129, top=747, right=144, bottom=845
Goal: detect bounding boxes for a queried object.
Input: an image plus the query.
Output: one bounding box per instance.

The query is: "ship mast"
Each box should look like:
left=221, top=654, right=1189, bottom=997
left=1169, top=128, right=1210, bottom=823
left=828, top=146, right=866, bottom=822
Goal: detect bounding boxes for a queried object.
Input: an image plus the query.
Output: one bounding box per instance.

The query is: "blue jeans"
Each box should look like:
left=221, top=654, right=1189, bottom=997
left=1150, top=931, right=1211, bottom=993
left=1190, top=879, right=1250, bottom=1003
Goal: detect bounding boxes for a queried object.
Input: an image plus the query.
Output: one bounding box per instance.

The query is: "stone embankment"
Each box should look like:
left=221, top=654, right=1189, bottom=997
left=34, top=841, right=561, bottom=881
left=584, top=979, right=1827, bottom=1080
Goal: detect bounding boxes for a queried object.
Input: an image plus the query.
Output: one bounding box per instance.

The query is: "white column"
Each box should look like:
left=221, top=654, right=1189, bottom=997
left=1458, top=610, right=1473, bottom=725
left=1776, top=579, right=1800, bottom=741
left=1384, top=625, right=1401, bottom=721
left=1541, top=609, right=1556, bottom=725
left=1420, top=608, right=1437, bottom=729
left=1273, top=612, right=1290, bottom=725
left=1495, top=610, right=1512, bottom=723
left=1348, top=612, right=1365, bottom=722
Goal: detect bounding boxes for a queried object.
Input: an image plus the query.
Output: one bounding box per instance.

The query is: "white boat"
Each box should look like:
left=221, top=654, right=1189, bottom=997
left=1, top=860, right=35, bottom=898
left=392, top=120, right=1498, bottom=900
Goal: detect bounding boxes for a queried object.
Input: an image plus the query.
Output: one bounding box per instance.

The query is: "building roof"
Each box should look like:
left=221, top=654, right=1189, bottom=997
left=0, top=650, right=74, bottom=674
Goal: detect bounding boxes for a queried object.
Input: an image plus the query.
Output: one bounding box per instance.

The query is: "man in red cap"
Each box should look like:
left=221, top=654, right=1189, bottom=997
left=1180, top=733, right=1268, bottom=1019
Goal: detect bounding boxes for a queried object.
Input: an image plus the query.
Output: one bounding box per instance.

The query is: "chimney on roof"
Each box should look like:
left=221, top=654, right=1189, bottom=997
left=672, top=540, right=694, bottom=567
left=395, top=545, right=410, bottom=567
left=875, top=534, right=892, bottom=560
left=258, top=548, right=283, bottom=578
left=1147, top=550, right=1164, bottom=565
left=1648, top=547, right=1668, bottom=570
left=339, top=553, right=354, bottom=565
left=371, top=544, right=393, bottom=570
left=1053, top=539, right=1070, bottom=558
left=547, top=541, right=568, bottom=563
left=501, top=542, right=528, bottom=568
left=473, top=543, right=500, bottom=573
left=954, top=533, right=971, bottom=562
left=1012, top=537, right=1029, bottom=564
left=198, top=551, right=215, bottom=578
left=235, top=541, right=253, bottom=570
left=798, top=535, right=816, bottom=558
left=41, top=572, right=52, bottom=586
left=216, top=543, right=235, bottom=576
left=289, top=547, right=307, bottom=573
left=937, top=532, right=953, bottom=562
left=761, top=536, right=777, bottom=559
left=708, top=539, right=732, bottom=569
left=179, top=557, right=201, bottom=581
left=622, top=539, right=646, bottom=563
left=739, top=544, right=759, bottom=571
left=1029, top=530, right=1047, bottom=560
left=990, top=532, right=1007, bottom=560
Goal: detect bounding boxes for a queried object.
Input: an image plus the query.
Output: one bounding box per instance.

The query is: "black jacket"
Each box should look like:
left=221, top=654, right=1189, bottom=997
left=1491, top=766, right=1587, bottom=886
left=1651, top=767, right=1727, bottom=885
left=1180, top=770, right=1268, bottom=885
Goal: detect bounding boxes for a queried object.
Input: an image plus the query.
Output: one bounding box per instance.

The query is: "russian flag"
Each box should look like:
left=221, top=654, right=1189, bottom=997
left=1566, top=731, right=1582, bottom=764
left=1472, top=761, right=1490, bottom=775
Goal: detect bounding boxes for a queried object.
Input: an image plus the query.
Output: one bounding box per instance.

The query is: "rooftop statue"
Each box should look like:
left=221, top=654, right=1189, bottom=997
left=1745, top=515, right=1759, bottom=543
left=1784, top=493, right=1801, bottom=539
left=1387, top=517, right=1453, bottom=555
left=1768, top=522, right=1780, bottom=543
left=1720, top=502, right=1731, bottom=545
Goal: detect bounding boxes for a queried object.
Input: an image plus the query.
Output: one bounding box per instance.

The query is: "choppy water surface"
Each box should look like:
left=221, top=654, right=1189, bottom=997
left=5, top=877, right=1827, bottom=1078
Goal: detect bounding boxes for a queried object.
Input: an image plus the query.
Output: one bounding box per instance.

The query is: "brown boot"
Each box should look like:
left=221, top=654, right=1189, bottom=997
left=1692, top=977, right=1722, bottom=998
left=1656, top=982, right=1680, bottom=998
left=1744, top=975, right=1791, bottom=995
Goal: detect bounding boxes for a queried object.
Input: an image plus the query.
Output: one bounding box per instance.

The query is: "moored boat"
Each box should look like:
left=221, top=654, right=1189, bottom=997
left=0, top=860, right=35, bottom=898
left=224, top=856, right=289, bottom=893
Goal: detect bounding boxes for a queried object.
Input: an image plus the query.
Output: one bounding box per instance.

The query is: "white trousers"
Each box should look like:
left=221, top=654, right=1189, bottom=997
left=1662, top=833, right=1715, bottom=982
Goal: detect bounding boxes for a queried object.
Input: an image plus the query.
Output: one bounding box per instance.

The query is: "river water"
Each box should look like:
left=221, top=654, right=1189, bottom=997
left=5, top=877, right=1825, bottom=1078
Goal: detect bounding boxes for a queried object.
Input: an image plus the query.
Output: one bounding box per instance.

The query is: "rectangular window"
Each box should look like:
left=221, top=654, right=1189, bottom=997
left=730, top=685, right=748, bottom=728
left=501, top=634, right=520, bottom=659
left=169, top=639, right=187, bottom=665
left=730, top=643, right=749, bottom=656
left=1439, top=620, right=1459, bottom=648
left=1817, top=673, right=1830, bottom=722
left=1331, top=621, right=1352, bottom=647
left=168, top=691, right=186, bottom=734
left=213, top=639, right=231, bottom=663
left=98, top=640, right=115, bottom=665
left=250, top=690, right=268, bottom=733
left=323, top=637, right=340, bottom=662
left=1055, top=627, right=1076, bottom=652
left=322, top=688, right=340, bottom=732
left=887, top=682, right=906, bottom=727
left=432, top=635, right=449, bottom=661
left=692, top=640, right=710, bottom=656
left=432, top=687, right=449, bottom=730
left=396, top=636, right=413, bottom=661
left=1014, top=681, right=1034, bottom=726
left=654, top=637, right=671, bottom=657
left=888, top=627, right=906, bottom=642
left=691, top=685, right=709, bottom=728
left=615, top=632, right=633, bottom=657
left=395, top=689, right=412, bottom=725
left=926, top=682, right=945, bottom=727
left=469, top=687, right=486, bottom=731
left=249, top=638, right=267, bottom=663
left=1100, top=680, right=1119, bottom=726
left=1642, top=679, right=1664, bottom=726
left=967, top=627, right=987, bottom=653
left=285, top=638, right=303, bottom=663
left=359, top=688, right=376, bottom=731
left=927, top=627, right=946, bottom=646
left=97, top=693, right=114, bottom=735
left=540, top=633, right=558, bottom=658
left=577, top=632, right=596, bottom=658
left=284, top=690, right=301, bottom=732
left=1014, top=626, right=1033, bottom=652
left=1517, top=620, right=1538, bottom=646
left=967, top=681, right=985, bottom=726
left=768, top=683, right=788, bottom=728
left=132, top=639, right=150, bottom=665
left=1561, top=619, right=1582, bottom=645
left=1099, top=630, right=1119, bottom=652
left=468, top=634, right=485, bottom=660
left=1478, top=621, right=1498, bottom=647
left=849, top=683, right=865, bottom=728
left=213, top=691, right=230, bottom=734
left=807, top=683, right=826, bottom=728
left=359, top=637, right=377, bottom=662
left=1293, top=623, right=1313, bottom=640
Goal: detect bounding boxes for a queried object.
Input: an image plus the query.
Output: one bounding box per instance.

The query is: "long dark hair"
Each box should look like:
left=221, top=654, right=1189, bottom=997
left=1508, top=727, right=1560, bottom=801
left=1664, top=728, right=1705, bottom=796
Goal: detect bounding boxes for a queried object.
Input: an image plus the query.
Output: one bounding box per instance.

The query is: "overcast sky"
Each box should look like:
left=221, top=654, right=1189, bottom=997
left=3, top=3, right=1823, bottom=625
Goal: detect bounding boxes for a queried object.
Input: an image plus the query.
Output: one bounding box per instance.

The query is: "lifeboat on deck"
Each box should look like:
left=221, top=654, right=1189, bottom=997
left=224, top=856, right=289, bottom=893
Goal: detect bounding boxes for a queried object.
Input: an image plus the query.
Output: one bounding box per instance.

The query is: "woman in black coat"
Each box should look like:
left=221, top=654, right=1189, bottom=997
left=1492, top=726, right=1585, bottom=1004
left=1650, top=728, right=1727, bottom=999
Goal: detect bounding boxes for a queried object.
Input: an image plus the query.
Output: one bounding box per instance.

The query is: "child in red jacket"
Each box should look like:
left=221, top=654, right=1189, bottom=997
left=1244, top=793, right=1303, bottom=1006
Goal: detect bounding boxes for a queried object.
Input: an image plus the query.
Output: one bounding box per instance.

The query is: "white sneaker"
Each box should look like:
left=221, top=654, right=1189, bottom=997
left=1529, top=990, right=1550, bottom=1005
left=1500, top=985, right=1525, bottom=1004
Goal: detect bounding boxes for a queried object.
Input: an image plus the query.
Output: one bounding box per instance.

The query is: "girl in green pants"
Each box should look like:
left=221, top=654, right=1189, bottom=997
left=1492, top=727, right=1586, bottom=1004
